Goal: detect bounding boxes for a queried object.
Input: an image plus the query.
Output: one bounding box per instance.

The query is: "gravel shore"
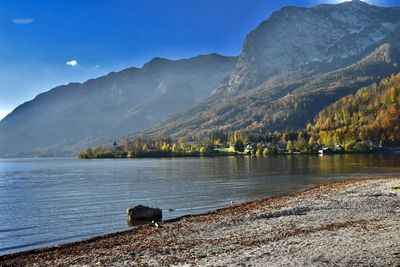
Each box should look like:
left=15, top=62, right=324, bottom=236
left=1, top=178, right=400, bottom=266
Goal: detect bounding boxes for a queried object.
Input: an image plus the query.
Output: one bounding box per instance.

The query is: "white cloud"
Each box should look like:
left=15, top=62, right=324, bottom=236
left=66, top=60, right=78, bottom=67
left=0, top=109, right=10, bottom=121
left=12, top=18, right=34, bottom=25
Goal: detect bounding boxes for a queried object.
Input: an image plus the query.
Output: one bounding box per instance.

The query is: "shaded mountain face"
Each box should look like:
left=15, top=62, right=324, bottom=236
left=0, top=54, right=236, bottom=156
left=139, top=1, right=400, bottom=139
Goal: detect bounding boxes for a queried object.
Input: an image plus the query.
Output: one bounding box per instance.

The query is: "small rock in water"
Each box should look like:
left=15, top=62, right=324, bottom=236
left=127, top=205, right=162, bottom=221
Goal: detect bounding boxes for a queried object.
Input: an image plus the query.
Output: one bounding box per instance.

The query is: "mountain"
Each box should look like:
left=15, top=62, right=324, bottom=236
left=139, top=1, right=400, bottom=140
left=0, top=54, right=236, bottom=156
left=308, top=72, right=400, bottom=148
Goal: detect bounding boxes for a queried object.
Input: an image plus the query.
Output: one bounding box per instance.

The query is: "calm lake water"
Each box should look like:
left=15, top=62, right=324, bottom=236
left=1, top=155, right=400, bottom=255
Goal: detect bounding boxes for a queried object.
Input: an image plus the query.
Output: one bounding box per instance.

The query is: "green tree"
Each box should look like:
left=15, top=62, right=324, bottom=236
left=345, top=141, right=357, bottom=151
left=295, top=138, right=308, bottom=152
left=142, top=144, right=148, bottom=152
left=326, top=134, right=334, bottom=147
left=172, top=144, right=178, bottom=153
left=379, top=133, right=387, bottom=147
left=286, top=140, right=294, bottom=153
left=282, top=133, right=289, bottom=142
left=263, top=147, right=270, bottom=156
left=199, top=146, right=208, bottom=154
left=233, top=131, right=241, bottom=143
left=309, top=136, right=316, bottom=147
left=234, top=140, right=245, bottom=152
left=83, top=147, right=94, bottom=158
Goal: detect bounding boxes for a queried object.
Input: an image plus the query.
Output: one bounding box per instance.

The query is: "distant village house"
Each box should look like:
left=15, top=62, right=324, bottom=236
left=112, top=141, right=124, bottom=152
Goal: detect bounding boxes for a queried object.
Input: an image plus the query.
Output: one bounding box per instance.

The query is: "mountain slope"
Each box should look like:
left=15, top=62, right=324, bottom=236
left=0, top=54, right=236, bottom=156
left=138, top=1, right=400, bottom=140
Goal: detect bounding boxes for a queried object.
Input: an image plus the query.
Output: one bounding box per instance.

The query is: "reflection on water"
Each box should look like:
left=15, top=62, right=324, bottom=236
left=0, top=154, right=399, bottom=255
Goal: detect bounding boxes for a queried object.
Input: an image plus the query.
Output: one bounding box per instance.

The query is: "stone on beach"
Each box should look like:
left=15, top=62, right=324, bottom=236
left=127, top=205, right=162, bottom=221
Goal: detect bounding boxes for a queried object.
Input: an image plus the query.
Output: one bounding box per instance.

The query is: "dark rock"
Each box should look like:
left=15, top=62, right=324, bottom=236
left=127, top=205, right=162, bottom=221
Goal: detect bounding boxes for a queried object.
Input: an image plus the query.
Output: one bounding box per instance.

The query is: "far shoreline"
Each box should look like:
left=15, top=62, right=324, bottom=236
left=78, top=149, right=399, bottom=160
left=1, top=149, right=398, bottom=159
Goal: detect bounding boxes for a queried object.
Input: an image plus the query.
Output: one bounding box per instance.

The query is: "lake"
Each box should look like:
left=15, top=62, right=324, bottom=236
left=1, top=154, right=400, bottom=256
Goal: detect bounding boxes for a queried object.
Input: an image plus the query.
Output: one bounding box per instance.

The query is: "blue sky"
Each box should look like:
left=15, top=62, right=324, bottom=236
left=0, top=0, right=397, bottom=119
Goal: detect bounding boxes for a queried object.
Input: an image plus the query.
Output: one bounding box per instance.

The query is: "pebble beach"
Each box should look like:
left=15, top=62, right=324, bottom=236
left=1, top=177, right=400, bottom=266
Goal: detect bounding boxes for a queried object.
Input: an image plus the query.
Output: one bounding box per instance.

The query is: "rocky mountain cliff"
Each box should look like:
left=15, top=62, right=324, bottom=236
left=138, top=1, right=400, bottom=139
left=0, top=54, right=236, bottom=156
left=214, top=0, right=400, bottom=95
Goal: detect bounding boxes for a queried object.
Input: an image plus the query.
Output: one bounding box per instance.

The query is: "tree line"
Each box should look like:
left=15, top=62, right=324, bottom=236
left=308, top=73, right=400, bottom=151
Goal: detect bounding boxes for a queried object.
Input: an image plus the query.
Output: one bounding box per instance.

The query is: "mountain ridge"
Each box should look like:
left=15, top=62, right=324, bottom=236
left=0, top=53, right=237, bottom=156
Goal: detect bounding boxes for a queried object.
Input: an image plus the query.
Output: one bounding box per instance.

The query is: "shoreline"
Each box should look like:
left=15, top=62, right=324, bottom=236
left=1, top=177, right=400, bottom=266
left=1, top=151, right=397, bottom=160
left=79, top=150, right=398, bottom=160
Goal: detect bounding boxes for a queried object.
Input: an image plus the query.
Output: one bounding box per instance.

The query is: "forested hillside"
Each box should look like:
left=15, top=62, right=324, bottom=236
left=309, top=73, right=400, bottom=149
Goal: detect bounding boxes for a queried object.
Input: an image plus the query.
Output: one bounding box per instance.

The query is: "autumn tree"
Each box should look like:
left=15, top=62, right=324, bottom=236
left=286, top=140, right=294, bottom=153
